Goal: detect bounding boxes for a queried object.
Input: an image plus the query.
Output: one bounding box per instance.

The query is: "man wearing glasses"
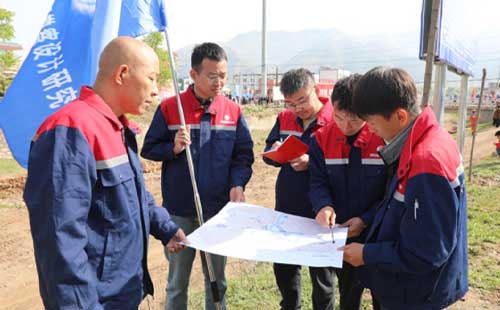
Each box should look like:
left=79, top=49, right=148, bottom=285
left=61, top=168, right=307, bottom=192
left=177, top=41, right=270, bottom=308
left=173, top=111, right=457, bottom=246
left=309, top=75, right=385, bottom=310
left=263, top=68, right=335, bottom=309
left=141, top=42, right=254, bottom=310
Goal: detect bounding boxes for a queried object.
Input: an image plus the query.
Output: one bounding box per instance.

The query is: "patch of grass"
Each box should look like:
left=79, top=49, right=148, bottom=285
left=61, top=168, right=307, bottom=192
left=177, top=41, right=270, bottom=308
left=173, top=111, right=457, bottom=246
left=187, top=262, right=281, bottom=309
left=243, top=103, right=283, bottom=120
left=468, top=155, right=500, bottom=179
left=0, top=204, right=23, bottom=209
left=188, top=262, right=375, bottom=309
left=466, top=176, right=500, bottom=294
left=0, top=158, right=24, bottom=177
left=252, top=129, right=271, bottom=151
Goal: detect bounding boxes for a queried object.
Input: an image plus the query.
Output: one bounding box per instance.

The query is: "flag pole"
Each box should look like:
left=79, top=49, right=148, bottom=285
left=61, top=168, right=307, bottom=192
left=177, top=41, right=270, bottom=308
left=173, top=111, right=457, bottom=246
left=163, top=30, right=222, bottom=309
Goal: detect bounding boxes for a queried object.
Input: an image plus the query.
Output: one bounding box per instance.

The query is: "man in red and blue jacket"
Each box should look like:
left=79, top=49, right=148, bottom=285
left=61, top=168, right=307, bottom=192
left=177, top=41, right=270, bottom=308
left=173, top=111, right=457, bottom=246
left=343, top=67, right=468, bottom=310
left=309, top=74, right=385, bottom=310
left=23, top=37, right=187, bottom=310
left=263, top=68, right=335, bottom=310
left=141, top=43, right=254, bottom=310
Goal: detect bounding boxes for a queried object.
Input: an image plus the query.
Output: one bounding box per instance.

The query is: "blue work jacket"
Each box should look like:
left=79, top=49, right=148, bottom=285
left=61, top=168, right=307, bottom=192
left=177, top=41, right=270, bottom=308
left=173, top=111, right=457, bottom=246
left=309, top=122, right=386, bottom=227
left=23, top=87, right=180, bottom=309
left=361, top=108, right=468, bottom=309
left=141, top=88, right=254, bottom=219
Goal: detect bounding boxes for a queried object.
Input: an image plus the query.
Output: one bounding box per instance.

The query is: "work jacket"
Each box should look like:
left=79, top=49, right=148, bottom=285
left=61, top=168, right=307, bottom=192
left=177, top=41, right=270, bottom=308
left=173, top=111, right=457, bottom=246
left=24, top=87, right=180, bottom=309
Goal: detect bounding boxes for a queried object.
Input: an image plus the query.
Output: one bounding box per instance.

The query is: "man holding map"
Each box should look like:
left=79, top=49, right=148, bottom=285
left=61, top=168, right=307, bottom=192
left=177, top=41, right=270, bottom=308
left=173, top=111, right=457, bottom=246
left=309, top=75, right=385, bottom=310
left=263, top=68, right=335, bottom=310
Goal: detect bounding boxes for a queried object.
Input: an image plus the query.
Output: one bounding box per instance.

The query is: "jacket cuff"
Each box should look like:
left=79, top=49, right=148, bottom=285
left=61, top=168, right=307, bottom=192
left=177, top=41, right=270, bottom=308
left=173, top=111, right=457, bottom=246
left=360, top=208, right=376, bottom=227
left=160, top=221, right=180, bottom=246
left=312, top=200, right=334, bottom=214
left=363, top=242, right=392, bottom=265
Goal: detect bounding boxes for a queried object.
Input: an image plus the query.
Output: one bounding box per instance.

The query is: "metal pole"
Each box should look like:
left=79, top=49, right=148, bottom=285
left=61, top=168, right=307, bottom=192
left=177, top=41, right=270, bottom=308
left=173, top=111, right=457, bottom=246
left=457, top=74, right=469, bottom=153
left=432, top=63, right=446, bottom=125
left=468, top=68, right=487, bottom=182
left=421, top=0, right=441, bottom=107
left=261, top=0, right=267, bottom=101
left=163, top=29, right=222, bottom=310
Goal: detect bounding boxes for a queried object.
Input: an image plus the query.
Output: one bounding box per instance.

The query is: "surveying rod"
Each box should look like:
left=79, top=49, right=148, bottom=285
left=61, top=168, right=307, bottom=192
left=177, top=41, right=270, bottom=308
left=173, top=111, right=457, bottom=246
left=163, top=30, right=222, bottom=310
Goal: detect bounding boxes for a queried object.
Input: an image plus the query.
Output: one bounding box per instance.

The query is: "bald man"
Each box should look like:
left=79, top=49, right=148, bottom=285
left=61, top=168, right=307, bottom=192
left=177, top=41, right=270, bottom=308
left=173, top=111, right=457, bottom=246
left=23, top=37, right=188, bottom=310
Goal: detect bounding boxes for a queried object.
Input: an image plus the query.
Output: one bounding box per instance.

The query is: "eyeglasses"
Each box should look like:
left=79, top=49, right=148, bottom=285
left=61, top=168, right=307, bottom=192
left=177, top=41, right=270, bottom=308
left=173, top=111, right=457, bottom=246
left=204, top=73, right=227, bottom=84
left=285, top=89, right=314, bottom=110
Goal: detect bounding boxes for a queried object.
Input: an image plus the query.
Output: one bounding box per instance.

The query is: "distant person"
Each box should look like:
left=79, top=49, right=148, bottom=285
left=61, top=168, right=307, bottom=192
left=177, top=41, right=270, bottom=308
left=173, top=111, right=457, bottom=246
left=470, top=110, right=477, bottom=134
left=23, top=37, right=188, bottom=309
left=493, top=106, right=500, bottom=128
left=494, top=130, right=500, bottom=157
left=263, top=68, right=335, bottom=310
left=309, top=75, right=385, bottom=310
left=141, top=42, right=254, bottom=310
left=344, top=66, right=468, bottom=310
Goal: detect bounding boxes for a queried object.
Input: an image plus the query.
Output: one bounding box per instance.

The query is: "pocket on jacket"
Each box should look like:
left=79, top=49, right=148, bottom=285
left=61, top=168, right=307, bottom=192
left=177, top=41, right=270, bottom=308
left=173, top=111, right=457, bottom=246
left=95, top=165, right=138, bottom=221
left=98, top=165, right=135, bottom=186
left=213, top=130, right=236, bottom=160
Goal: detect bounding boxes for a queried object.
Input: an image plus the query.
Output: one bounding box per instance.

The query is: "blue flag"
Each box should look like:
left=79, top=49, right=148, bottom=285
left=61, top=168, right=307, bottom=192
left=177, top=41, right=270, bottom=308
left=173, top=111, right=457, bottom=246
left=0, top=0, right=167, bottom=168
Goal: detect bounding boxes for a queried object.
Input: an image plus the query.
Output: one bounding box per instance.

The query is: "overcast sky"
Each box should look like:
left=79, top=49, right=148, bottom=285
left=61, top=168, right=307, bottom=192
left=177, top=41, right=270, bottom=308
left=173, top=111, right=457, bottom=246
left=2, top=0, right=499, bottom=57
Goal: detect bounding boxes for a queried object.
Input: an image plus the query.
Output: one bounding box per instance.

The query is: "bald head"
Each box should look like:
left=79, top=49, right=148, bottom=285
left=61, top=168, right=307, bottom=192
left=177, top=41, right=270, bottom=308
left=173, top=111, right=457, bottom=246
left=93, top=36, right=160, bottom=117
left=96, top=36, right=158, bottom=79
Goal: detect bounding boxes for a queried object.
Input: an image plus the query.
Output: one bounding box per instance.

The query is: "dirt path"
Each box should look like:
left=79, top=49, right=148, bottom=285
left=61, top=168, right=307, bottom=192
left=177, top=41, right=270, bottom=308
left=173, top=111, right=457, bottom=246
left=462, top=126, right=499, bottom=166
left=0, top=116, right=498, bottom=309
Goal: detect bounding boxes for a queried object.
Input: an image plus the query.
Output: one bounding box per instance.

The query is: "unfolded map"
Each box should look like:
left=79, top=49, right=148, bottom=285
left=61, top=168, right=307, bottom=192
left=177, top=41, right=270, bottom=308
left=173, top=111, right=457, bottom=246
left=185, top=202, right=348, bottom=267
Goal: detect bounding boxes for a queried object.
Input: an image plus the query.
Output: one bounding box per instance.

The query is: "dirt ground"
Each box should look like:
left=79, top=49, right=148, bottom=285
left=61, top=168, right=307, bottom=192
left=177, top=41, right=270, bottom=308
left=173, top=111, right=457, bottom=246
left=0, top=111, right=499, bottom=310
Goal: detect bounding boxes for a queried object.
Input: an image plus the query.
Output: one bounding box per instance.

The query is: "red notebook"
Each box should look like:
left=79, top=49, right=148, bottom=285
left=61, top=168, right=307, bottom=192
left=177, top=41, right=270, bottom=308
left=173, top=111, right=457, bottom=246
left=262, top=135, right=309, bottom=164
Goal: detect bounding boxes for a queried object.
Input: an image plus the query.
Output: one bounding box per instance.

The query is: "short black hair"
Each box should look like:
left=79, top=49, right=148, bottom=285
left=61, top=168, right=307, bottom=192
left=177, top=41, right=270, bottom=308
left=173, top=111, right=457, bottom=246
left=495, top=130, right=500, bottom=137
left=279, top=68, right=315, bottom=97
left=330, top=74, right=362, bottom=114
left=191, top=42, right=227, bottom=72
left=352, top=66, right=420, bottom=119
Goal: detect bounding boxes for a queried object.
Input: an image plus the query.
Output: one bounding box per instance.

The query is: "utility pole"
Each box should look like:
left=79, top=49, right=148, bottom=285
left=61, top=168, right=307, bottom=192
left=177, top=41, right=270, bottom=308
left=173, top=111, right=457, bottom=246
left=421, top=0, right=442, bottom=107
left=261, top=0, right=267, bottom=101
left=468, top=68, right=487, bottom=182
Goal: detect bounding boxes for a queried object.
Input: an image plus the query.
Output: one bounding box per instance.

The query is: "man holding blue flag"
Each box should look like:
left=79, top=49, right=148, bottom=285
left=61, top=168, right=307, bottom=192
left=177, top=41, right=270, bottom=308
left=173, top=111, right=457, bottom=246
left=23, top=37, right=188, bottom=310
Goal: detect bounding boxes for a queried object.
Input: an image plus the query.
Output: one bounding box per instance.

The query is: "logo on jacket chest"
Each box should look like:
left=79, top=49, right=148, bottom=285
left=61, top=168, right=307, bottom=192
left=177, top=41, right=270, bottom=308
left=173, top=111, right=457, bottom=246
left=220, top=114, right=236, bottom=125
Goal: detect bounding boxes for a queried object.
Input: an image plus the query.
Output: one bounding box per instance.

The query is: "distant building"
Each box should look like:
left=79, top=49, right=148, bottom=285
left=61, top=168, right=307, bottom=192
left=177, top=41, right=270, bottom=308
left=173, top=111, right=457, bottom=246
left=230, top=72, right=273, bottom=99
left=317, top=67, right=351, bottom=99
left=230, top=67, right=351, bottom=102
left=0, top=42, right=22, bottom=52
left=318, top=66, right=350, bottom=84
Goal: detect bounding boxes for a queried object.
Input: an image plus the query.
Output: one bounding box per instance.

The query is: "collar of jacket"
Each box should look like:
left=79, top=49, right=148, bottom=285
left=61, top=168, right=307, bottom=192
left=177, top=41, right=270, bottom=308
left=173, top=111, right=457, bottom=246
left=378, top=117, right=415, bottom=167
left=395, top=107, right=439, bottom=180
left=295, top=97, right=334, bottom=127
left=331, top=122, right=375, bottom=150
left=184, top=86, right=222, bottom=115
left=79, top=86, right=139, bottom=134
left=190, top=84, right=213, bottom=107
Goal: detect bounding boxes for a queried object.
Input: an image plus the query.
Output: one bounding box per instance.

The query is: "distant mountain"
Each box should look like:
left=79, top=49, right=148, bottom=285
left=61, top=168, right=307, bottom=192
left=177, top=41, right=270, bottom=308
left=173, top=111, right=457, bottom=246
left=175, top=28, right=500, bottom=85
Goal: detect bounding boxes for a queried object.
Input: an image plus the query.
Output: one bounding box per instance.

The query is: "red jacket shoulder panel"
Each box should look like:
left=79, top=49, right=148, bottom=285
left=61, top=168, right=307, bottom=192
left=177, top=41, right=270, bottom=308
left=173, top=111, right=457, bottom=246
left=35, top=92, right=127, bottom=162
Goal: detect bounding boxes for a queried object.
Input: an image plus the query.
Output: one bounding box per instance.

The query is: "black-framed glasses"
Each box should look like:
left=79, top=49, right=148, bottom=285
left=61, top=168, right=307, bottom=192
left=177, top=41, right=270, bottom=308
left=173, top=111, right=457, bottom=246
left=285, top=89, right=314, bottom=110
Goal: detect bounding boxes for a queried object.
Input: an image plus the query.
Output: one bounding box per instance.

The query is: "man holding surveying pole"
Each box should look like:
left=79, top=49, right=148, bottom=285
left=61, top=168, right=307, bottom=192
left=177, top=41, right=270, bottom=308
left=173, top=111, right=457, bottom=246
left=141, top=42, right=254, bottom=310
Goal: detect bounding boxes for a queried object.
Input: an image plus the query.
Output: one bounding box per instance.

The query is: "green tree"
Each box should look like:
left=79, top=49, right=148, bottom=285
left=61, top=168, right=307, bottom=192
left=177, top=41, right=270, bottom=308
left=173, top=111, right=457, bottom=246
left=0, top=8, right=17, bottom=96
left=0, top=8, right=15, bottom=41
left=143, top=32, right=175, bottom=87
